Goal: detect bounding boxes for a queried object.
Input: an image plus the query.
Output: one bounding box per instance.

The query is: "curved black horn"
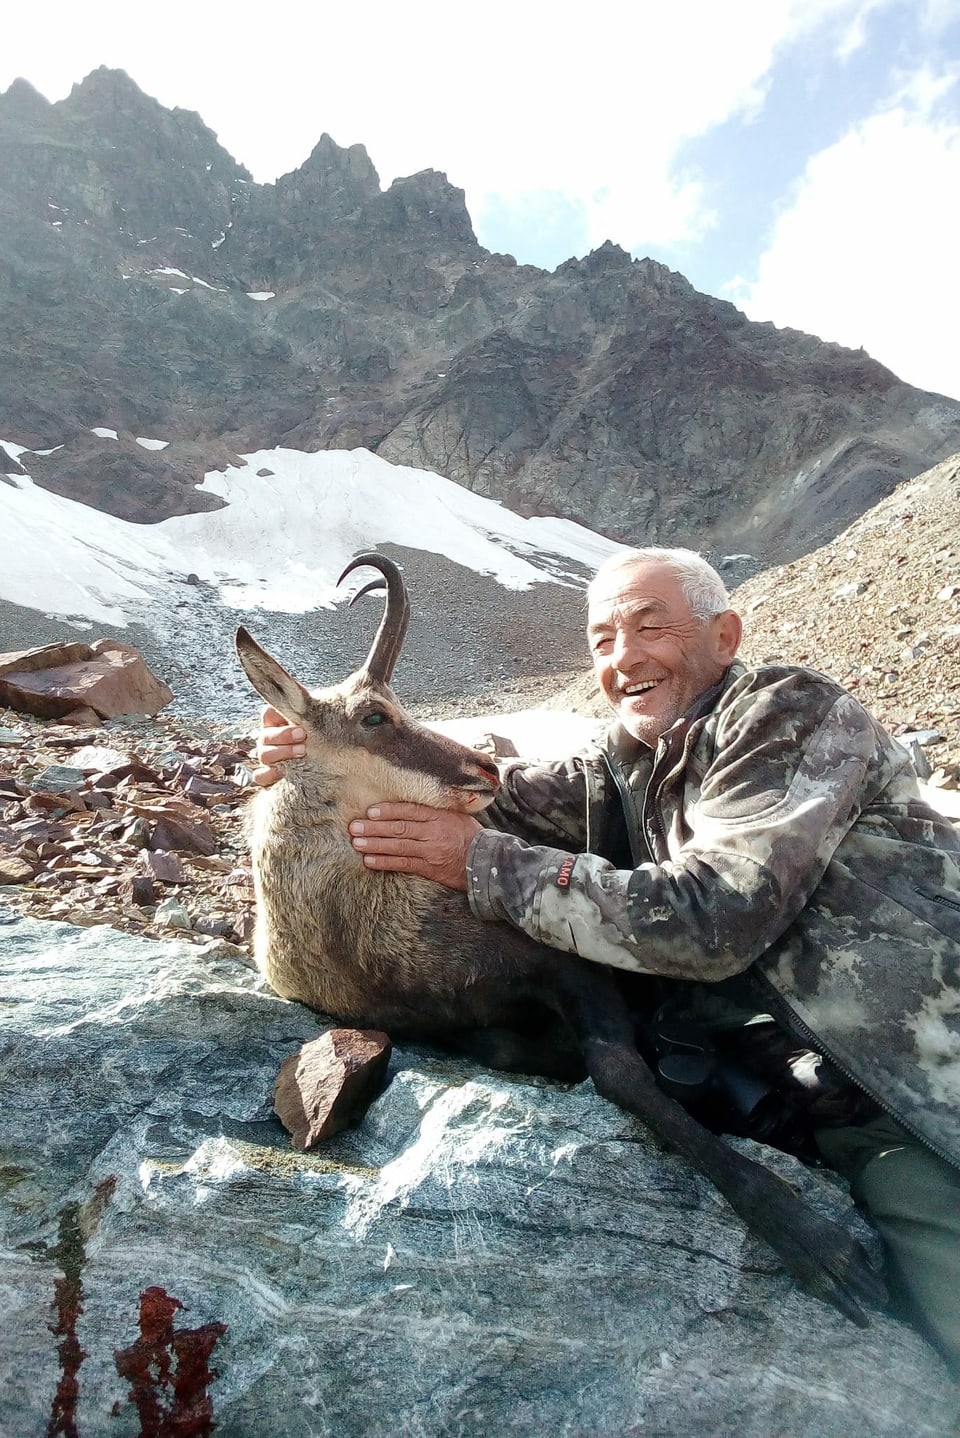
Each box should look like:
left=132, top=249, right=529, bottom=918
left=337, top=552, right=410, bottom=684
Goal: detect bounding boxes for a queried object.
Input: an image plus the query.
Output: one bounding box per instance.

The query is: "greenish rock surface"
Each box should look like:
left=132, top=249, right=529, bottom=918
left=1, top=911, right=957, bottom=1436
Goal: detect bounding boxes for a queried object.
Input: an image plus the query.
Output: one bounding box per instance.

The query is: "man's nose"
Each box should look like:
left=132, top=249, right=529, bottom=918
left=612, top=627, right=644, bottom=670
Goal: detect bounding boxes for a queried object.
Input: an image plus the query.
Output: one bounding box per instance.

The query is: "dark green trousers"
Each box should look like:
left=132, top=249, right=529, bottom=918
left=816, top=1114, right=960, bottom=1375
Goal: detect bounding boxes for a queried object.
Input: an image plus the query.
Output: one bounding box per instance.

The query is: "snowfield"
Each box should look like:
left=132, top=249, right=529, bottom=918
left=1, top=442, right=625, bottom=627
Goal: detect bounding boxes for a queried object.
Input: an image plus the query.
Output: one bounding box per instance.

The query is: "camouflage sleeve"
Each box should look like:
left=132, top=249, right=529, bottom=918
left=478, top=756, right=590, bottom=851
left=467, top=672, right=889, bottom=980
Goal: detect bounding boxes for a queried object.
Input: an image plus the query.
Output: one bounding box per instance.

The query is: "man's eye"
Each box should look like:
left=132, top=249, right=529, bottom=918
left=361, top=711, right=389, bottom=728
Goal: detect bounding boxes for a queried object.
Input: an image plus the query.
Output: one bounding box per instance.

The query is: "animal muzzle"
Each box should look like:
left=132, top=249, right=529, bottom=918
left=470, top=754, right=501, bottom=792
left=448, top=753, right=501, bottom=811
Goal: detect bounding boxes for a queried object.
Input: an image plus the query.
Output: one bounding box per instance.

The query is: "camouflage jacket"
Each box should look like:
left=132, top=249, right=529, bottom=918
left=466, top=661, right=960, bottom=1167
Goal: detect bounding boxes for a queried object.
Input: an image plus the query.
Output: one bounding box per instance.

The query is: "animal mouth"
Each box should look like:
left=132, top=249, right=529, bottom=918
left=456, top=787, right=497, bottom=813
left=460, top=775, right=501, bottom=796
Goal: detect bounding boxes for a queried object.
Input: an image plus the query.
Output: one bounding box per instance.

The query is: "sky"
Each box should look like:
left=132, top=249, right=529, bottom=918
left=3, top=0, right=960, bottom=400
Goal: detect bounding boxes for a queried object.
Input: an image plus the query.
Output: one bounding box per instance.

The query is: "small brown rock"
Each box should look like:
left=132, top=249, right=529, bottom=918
left=233, top=910, right=256, bottom=943
left=0, top=850, right=35, bottom=884
left=274, top=1029, right=393, bottom=1150
left=138, top=849, right=187, bottom=884
left=122, top=817, right=151, bottom=848
left=59, top=706, right=103, bottom=727
left=192, top=917, right=236, bottom=938
left=148, top=815, right=217, bottom=856
left=120, top=874, right=157, bottom=907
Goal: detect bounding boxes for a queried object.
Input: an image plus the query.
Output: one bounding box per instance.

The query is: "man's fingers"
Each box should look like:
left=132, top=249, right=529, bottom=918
left=252, top=763, right=282, bottom=788
left=351, top=819, right=422, bottom=839
left=365, top=802, right=437, bottom=821
left=260, top=743, right=305, bottom=766
left=352, top=836, right=408, bottom=853
left=374, top=821, right=416, bottom=838
left=360, top=852, right=432, bottom=875
left=352, top=836, right=434, bottom=856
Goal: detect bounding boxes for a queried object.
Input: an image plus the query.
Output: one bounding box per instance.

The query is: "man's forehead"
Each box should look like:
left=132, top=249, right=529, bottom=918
left=588, top=562, right=687, bottom=624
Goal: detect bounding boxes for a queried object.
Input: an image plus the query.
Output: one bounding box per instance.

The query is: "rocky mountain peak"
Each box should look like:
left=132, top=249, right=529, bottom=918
left=273, top=131, right=380, bottom=216
left=562, top=239, right=633, bottom=274
left=378, top=168, right=476, bottom=245
left=63, top=65, right=166, bottom=123
left=0, top=76, right=51, bottom=127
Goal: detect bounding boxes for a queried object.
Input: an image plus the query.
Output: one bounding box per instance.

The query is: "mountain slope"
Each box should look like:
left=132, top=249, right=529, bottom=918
left=1, top=68, right=959, bottom=560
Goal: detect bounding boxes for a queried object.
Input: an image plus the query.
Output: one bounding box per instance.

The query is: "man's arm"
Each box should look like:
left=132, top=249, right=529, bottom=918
left=346, top=755, right=591, bottom=885
left=468, top=671, right=893, bottom=981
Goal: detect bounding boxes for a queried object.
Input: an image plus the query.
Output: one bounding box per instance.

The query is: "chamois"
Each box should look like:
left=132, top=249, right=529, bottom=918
left=236, top=552, right=885, bottom=1327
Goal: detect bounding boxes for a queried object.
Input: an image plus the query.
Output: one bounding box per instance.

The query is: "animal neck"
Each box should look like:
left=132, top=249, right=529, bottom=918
left=269, top=764, right=405, bottom=849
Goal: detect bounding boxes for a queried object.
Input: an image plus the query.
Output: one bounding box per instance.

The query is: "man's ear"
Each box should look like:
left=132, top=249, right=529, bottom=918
left=712, top=609, right=742, bottom=665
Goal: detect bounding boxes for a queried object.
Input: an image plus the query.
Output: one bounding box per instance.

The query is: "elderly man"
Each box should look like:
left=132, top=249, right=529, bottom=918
left=256, top=546, right=960, bottom=1372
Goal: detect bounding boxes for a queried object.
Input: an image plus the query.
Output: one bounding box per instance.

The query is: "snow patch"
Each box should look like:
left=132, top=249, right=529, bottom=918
left=0, top=443, right=627, bottom=627
left=135, top=437, right=170, bottom=451
left=433, top=709, right=602, bottom=760
left=0, top=472, right=170, bottom=624
left=91, top=428, right=119, bottom=440
left=246, top=292, right=275, bottom=301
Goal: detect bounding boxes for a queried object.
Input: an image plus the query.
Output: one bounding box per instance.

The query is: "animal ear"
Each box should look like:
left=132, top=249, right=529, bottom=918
left=235, top=627, right=311, bottom=723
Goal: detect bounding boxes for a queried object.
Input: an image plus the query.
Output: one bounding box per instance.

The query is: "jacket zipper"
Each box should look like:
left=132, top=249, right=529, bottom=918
left=599, top=749, right=650, bottom=864
left=644, top=722, right=701, bottom=862
left=599, top=734, right=685, bottom=866
left=917, top=884, right=960, bottom=916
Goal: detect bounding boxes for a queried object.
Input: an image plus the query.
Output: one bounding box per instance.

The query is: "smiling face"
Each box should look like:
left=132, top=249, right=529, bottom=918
left=587, top=559, right=742, bottom=745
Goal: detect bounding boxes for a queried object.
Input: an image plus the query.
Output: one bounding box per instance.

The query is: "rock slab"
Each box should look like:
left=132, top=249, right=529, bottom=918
left=0, top=639, right=173, bottom=719
left=0, top=911, right=957, bottom=1436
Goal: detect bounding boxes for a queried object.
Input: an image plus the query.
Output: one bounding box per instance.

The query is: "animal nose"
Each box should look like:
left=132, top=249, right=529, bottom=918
left=475, top=755, right=501, bottom=789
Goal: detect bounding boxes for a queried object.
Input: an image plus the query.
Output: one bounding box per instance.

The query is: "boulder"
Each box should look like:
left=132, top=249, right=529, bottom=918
left=0, top=641, right=94, bottom=677
left=0, top=911, right=957, bottom=1436
left=0, top=639, right=172, bottom=720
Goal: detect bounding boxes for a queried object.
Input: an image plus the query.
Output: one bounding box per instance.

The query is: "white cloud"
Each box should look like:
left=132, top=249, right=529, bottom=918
left=725, top=67, right=960, bottom=400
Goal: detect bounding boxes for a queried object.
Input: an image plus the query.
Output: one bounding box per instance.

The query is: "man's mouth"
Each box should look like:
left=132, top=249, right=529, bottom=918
left=622, top=680, right=659, bottom=697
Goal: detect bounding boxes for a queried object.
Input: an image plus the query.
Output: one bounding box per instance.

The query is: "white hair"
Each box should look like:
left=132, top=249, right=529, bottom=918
left=589, top=547, right=730, bottom=621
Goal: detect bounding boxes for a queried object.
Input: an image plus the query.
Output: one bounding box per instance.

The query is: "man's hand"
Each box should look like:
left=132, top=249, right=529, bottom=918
left=348, top=803, right=481, bottom=890
left=252, top=704, right=305, bottom=787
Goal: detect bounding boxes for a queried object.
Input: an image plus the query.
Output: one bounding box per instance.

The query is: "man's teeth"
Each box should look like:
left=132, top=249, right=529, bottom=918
left=624, top=681, right=658, bottom=695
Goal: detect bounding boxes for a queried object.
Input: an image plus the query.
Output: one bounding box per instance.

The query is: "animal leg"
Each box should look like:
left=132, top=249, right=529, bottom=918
left=447, top=1026, right=586, bottom=1081
left=553, top=963, right=887, bottom=1327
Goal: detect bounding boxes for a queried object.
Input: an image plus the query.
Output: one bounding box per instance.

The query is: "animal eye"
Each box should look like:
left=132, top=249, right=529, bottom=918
left=361, top=710, right=389, bottom=728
